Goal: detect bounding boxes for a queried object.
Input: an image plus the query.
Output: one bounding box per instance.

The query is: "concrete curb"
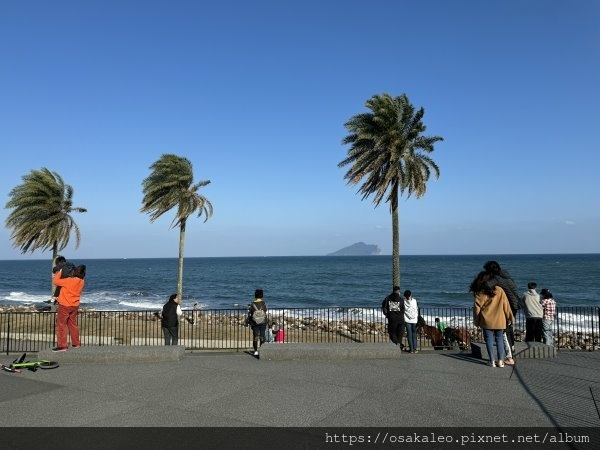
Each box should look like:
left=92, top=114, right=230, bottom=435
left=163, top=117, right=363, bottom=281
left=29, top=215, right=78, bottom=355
left=259, top=342, right=402, bottom=360
left=36, top=345, right=185, bottom=364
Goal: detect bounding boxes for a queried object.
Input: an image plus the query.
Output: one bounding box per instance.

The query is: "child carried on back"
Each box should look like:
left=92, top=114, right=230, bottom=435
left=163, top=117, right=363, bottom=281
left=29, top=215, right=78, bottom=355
left=51, top=255, right=76, bottom=303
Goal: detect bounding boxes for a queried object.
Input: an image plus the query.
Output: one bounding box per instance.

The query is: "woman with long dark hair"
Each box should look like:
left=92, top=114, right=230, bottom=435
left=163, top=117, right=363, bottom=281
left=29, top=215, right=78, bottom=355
left=470, top=271, right=514, bottom=367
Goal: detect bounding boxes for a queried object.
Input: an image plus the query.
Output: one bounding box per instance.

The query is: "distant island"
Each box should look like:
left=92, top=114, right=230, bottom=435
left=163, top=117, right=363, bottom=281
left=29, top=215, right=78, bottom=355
left=327, top=242, right=382, bottom=256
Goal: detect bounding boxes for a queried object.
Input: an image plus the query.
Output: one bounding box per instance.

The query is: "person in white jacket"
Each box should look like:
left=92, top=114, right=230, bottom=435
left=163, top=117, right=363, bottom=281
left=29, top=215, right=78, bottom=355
left=521, top=282, right=543, bottom=342
left=403, top=290, right=419, bottom=353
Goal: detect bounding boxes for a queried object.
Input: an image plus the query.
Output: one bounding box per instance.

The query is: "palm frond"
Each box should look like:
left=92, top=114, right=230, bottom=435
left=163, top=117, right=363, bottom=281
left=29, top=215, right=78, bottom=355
left=339, top=93, right=443, bottom=286
left=5, top=168, right=86, bottom=254
left=141, top=154, right=213, bottom=228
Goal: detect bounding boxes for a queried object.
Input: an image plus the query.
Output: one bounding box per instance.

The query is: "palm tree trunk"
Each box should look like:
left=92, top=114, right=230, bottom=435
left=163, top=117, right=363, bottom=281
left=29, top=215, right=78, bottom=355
left=391, top=186, right=400, bottom=288
left=177, top=219, right=186, bottom=305
left=51, top=242, right=58, bottom=296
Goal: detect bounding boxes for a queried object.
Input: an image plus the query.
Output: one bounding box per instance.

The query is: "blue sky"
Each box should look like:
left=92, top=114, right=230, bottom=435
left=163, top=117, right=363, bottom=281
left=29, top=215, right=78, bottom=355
left=1, top=0, right=599, bottom=259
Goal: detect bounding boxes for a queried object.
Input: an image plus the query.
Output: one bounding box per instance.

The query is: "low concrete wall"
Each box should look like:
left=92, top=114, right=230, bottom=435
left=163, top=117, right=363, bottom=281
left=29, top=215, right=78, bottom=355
left=131, top=338, right=252, bottom=349
left=259, top=343, right=402, bottom=360
left=37, top=345, right=185, bottom=364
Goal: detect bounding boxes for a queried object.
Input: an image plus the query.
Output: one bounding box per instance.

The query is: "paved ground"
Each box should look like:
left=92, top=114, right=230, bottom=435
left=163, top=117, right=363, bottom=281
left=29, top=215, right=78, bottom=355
left=0, top=346, right=599, bottom=448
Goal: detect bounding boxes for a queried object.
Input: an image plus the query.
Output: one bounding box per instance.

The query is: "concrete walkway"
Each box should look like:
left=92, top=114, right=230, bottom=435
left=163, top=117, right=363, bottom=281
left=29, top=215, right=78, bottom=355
left=1, top=345, right=599, bottom=448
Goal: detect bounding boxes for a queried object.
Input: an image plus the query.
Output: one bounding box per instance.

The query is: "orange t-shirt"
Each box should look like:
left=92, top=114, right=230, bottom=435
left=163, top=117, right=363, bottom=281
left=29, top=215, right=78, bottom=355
left=53, top=271, right=85, bottom=307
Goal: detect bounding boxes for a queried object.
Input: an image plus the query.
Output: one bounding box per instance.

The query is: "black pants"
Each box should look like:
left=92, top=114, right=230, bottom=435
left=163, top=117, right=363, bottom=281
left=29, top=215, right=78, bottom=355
left=387, top=314, right=405, bottom=347
left=252, top=323, right=267, bottom=351
left=162, top=326, right=178, bottom=345
left=506, top=323, right=515, bottom=348
left=525, top=318, right=543, bottom=342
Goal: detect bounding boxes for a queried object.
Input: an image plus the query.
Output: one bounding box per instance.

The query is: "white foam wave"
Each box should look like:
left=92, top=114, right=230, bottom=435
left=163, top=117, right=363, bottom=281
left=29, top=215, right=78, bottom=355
left=119, top=300, right=163, bottom=310
left=3, top=292, right=49, bottom=304
left=260, top=307, right=388, bottom=322
left=192, top=307, right=598, bottom=334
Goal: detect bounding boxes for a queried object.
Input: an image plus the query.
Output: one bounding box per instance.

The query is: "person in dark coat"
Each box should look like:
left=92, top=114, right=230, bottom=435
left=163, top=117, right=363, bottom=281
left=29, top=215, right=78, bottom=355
left=381, top=286, right=404, bottom=349
left=246, top=289, right=268, bottom=356
left=161, top=294, right=182, bottom=345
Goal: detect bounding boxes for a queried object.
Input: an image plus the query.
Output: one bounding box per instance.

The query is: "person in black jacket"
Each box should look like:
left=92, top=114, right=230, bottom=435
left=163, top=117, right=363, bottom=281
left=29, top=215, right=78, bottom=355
left=161, top=294, right=182, bottom=345
left=381, top=286, right=404, bottom=349
left=246, top=289, right=268, bottom=356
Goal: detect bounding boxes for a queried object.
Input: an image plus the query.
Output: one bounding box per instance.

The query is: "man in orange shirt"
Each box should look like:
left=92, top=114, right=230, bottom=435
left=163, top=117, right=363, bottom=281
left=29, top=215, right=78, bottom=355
left=52, top=264, right=86, bottom=351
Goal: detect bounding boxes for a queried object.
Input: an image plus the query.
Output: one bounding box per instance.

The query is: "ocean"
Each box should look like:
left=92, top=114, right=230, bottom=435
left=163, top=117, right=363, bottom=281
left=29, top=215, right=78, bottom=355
left=1, top=254, right=598, bottom=312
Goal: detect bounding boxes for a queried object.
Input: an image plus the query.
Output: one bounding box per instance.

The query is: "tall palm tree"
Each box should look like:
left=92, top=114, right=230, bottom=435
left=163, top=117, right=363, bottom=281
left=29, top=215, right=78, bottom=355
left=339, top=93, right=443, bottom=289
left=5, top=168, right=87, bottom=292
left=141, top=154, right=213, bottom=304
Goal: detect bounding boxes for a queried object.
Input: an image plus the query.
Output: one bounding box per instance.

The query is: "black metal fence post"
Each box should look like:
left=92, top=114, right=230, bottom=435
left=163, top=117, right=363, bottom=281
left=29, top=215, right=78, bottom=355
left=555, top=309, right=560, bottom=352
left=5, top=317, right=10, bottom=355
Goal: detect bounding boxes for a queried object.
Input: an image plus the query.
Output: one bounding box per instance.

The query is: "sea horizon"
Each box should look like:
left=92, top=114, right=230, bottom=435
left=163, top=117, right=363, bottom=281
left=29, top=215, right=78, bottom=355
left=1, top=254, right=598, bottom=312
left=2, top=251, right=599, bottom=262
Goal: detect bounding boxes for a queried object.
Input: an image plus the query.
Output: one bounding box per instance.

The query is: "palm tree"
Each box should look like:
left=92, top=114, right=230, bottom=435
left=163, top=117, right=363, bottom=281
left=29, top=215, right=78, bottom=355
left=339, top=93, right=443, bottom=288
left=141, top=154, right=213, bottom=304
left=5, top=168, right=87, bottom=292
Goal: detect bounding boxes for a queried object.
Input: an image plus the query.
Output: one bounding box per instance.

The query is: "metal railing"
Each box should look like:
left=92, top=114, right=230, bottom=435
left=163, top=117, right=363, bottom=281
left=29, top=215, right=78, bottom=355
left=1, top=306, right=598, bottom=354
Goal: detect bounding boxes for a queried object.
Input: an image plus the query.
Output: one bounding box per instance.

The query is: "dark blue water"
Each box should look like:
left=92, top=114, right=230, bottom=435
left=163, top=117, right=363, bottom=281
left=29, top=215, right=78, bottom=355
left=1, top=254, right=598, bottom=311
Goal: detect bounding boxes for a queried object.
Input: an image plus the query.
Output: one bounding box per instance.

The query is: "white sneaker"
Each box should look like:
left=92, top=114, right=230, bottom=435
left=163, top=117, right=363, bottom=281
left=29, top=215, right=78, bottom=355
left=253, top=351, right=259, bottom=356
